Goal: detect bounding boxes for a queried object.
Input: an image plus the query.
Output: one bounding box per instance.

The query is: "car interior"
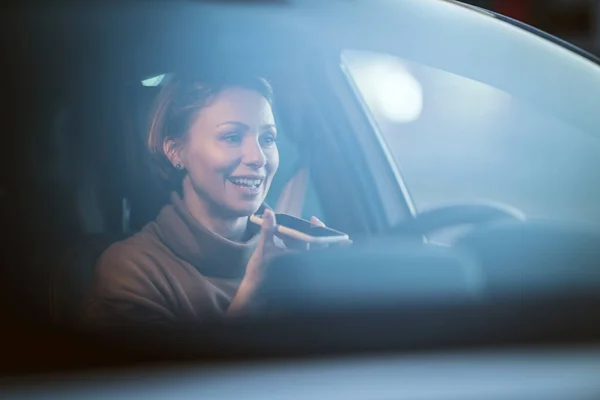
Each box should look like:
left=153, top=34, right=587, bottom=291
left=3, top=1, right=600, bottom=398
left=6, top=2, right=596, bottom=321
left=3, top=16, right=350, bottom=321
left=5, top=1, right=414, bottom=327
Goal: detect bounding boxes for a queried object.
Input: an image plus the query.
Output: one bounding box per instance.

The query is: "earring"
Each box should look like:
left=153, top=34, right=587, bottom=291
left=175, top=163, right=183, bottom=170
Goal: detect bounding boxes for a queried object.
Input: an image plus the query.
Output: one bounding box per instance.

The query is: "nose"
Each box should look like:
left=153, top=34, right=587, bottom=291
left=242, top=138, right=267, bottom=169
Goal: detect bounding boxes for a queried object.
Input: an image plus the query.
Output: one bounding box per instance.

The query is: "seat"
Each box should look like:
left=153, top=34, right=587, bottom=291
left=49, top=81, right=166, bottom=325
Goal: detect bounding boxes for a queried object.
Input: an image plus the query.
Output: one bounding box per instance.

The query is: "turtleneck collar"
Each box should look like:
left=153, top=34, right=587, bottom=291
left=152, top=192, right=265, bottom=279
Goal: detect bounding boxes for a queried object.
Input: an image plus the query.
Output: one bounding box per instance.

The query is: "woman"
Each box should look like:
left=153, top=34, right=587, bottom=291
left=82, top=73, right=326, bottom=326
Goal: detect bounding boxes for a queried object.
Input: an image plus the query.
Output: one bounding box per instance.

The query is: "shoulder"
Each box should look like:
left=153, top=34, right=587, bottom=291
left=97, top=231, right=155, bottom=268
left=93, top=226, right=171, bottom=295
left=84, top=227, right=178, bottom=324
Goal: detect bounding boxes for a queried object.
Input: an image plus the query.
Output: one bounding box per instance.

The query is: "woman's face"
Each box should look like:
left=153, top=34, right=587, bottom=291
left=174, top=87, right=279, bottom=217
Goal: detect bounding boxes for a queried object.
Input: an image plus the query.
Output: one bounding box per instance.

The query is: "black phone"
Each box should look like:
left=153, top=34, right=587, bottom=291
left=250, top=213, right=349, bottom=244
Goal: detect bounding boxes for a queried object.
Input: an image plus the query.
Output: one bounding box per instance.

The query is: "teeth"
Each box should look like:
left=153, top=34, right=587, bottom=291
left=230, top=178, right=262, bottom=188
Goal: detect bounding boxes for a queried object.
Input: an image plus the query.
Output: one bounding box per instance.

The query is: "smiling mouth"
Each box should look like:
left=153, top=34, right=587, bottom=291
left=228, top=177, right=264, bottom=190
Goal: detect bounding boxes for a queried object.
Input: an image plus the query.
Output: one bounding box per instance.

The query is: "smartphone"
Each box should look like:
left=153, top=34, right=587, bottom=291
left=250, top=213, right=349, bottom=245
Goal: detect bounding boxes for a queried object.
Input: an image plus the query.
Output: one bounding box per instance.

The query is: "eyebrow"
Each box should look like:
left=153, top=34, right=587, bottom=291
left=216, top=121, right=276, bottom=130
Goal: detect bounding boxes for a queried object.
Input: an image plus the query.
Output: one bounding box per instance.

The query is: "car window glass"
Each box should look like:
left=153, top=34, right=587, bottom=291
left=341, top=49, right=600, bottom=226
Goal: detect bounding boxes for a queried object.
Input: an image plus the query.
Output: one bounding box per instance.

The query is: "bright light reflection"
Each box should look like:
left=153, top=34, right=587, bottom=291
left=141, top=74, right=166, bottom=87
left=348, top=55, right=423, bottom=124
left=375, top=65, right=423, bottom=123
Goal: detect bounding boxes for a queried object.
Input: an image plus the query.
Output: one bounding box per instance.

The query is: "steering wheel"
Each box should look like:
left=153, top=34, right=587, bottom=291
left=392, top=201, right=526, bottom=237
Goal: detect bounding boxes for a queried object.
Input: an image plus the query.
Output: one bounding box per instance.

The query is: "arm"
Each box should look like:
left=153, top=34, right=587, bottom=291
left=81, top=244, right=177, bottom=327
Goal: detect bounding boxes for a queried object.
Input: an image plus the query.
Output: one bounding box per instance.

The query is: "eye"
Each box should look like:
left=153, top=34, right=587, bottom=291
left=222, top=132, right=243, bottom=145
left=260, top=132, right=277, bottom=147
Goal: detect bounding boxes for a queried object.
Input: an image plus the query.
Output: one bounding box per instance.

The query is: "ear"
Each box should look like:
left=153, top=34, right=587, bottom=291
left=163, top=137, right=184, bottom=168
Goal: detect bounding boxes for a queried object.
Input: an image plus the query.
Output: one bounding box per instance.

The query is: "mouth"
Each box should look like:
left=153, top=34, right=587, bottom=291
left=227, top=175, right=265, bottom=191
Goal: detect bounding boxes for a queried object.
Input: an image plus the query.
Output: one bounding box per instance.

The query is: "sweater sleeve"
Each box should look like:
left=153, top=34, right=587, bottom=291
left=81, top=242, right=178, bottom=327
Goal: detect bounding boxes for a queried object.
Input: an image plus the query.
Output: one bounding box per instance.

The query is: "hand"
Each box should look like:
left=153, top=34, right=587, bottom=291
left=244, top=209, right=283, bottom=284
left=227, top=211, right=351, bottom=316
left=228, top=209, right=282, bottom=315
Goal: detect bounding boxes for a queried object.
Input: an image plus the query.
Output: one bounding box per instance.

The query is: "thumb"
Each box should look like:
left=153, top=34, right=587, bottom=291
left=257, top=209, right=277, bottom=249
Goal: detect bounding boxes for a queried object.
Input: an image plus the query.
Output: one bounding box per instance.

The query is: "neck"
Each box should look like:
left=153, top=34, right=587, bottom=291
left=181, top=178, right=248, bottom=242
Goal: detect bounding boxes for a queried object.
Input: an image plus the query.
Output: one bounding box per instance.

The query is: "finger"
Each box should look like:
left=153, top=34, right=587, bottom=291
left=263, top=208, right=276, bottom=227
left=310, top=216, right=326, bottom=227
left=257, top=209, right=277, bottom=248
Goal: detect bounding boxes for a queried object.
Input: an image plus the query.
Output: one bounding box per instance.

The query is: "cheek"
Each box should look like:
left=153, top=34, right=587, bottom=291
left=184, top=139, right=238, bottom=174
left=266, top=147, right=280, bottom=175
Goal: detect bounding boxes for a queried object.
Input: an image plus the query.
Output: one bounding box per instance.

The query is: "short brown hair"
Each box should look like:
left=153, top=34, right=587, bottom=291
left=147, top=73, right=274, bottom=188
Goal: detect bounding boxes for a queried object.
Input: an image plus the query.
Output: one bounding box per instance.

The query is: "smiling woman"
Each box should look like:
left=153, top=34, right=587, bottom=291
left=147, top=73, right=279, bottom=234
left=80, top=72, right=322, bottom=326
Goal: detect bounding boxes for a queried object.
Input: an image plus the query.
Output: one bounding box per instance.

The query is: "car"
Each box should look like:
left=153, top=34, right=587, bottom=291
left=2, top=0, right=600, bottom=398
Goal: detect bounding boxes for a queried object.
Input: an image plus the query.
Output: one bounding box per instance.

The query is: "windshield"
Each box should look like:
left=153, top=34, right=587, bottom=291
left=6, top=1, right=600, bottom=377
left=339, top=9, right=600, bottom=231
left=343, top=50, right=600, bottom=223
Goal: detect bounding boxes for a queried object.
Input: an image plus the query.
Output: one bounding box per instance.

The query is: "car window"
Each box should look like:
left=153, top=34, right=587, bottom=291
left=341, top=49, right=600, bottom=226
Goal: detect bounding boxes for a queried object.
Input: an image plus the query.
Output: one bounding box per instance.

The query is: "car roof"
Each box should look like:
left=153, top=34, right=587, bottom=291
left=7, top=0, right=599, bottom=79
left=4, top=0, right=600, bottom=137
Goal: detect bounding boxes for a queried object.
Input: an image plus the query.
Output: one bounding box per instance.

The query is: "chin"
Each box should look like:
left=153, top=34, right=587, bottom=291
left=228, top=201, right=262, bottom=218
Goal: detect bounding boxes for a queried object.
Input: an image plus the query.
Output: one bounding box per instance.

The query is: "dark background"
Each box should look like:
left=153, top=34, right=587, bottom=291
left=466, top=0, right=599, bottom=55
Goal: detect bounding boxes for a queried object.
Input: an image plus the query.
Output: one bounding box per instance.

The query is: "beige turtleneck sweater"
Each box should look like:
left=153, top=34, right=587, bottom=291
left=82, top=192, right=264, bottom=326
